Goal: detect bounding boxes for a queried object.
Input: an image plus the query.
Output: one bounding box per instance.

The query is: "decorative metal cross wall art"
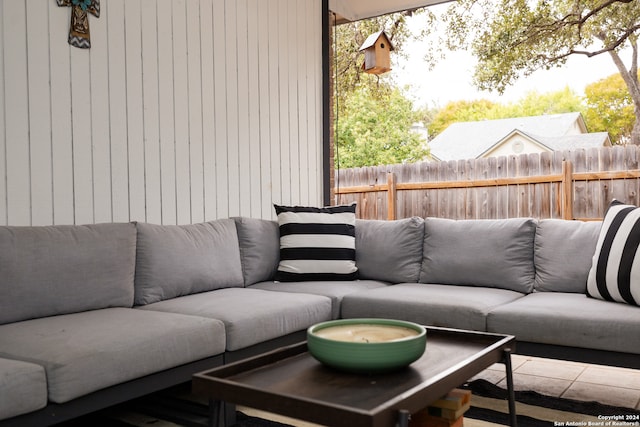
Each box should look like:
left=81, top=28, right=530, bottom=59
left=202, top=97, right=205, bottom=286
left=56, top=0, right=100, bottom=49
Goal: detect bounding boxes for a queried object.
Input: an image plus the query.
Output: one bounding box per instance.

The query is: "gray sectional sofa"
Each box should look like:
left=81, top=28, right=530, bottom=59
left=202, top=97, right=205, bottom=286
left=1, top=215, right=639, bottom=426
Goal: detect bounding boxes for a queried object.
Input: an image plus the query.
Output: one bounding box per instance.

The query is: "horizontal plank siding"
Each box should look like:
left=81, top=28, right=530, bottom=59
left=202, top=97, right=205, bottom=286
left=108, top=0, right=130, bottom=223
left=27, top=1, right=53, bottom=226
left=141, top=0, right=162, bottom=225
left=0, top=0, right=324, bottom=226
left=70, top=47, right=94, bottom=225
left=126, top=0, right=147, bottom=223
left=187, top=0, right=204, bottom=224
left=157, top=0, right=177, bottom=225
left=90, top=5, right=113, bottom=224
left=4, top=1, right=30, bottom=225
left=200, top=0, right=216, bottom=221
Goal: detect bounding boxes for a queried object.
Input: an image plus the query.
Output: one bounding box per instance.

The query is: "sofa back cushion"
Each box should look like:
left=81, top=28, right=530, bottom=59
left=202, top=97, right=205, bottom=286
left=535, top=219, right=601, bottom=293
left=587, top=200, right=640, bottom=306
left=355, top=217, right=424, bottom=283
left=419, top=217, right=536, bottom=293
left=134, top=219, right=244, bottom=305
left=234, top=217, right=280, bottom=286
left=0, top=223, right=136, bottom=324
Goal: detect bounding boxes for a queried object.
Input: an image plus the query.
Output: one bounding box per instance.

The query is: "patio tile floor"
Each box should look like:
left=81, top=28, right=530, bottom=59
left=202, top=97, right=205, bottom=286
left=473, top=355, right=640, bottom=410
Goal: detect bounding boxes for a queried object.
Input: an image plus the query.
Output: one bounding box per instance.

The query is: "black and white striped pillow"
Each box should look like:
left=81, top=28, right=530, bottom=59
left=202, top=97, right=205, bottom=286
left=587, top=200, right=640, bottom=306
left=274, top=203, right=358, bottom=281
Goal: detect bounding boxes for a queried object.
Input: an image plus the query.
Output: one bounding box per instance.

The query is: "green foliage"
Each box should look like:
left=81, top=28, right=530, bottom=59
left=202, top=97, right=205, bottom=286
left=421, top=0, right=640, bottom=143
left=334, top=12, right=419, bottom=115
left=428, top=99, right=497, bottom=136
left=335, top=85, right=429, bottom=168
left=428, top=87, right=584, bottom=138
left=500, top=87, right=584, bottom=117
left=333, top=12, right=430, bottom=168
left=332, top=2, right=639, bottom=166
left=427, top=0, right=640, bottom=93
left=584, top=73, right=635, bottom=144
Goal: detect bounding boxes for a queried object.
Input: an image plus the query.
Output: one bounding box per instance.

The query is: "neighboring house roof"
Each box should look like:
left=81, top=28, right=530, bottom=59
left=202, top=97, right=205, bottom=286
left=533, top=132, right=611, bottom=151
left=428, top=112, right=602, bottom=161
left=477, top=129, right=612, bottom=158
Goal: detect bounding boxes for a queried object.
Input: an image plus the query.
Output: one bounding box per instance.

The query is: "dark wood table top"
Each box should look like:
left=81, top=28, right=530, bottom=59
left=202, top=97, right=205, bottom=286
left=193, top=326, right=515, bottom=427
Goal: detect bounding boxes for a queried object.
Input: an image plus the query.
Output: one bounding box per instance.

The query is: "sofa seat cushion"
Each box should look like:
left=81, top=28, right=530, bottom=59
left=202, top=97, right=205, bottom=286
left=0, top=308, right=225, bottom=403
left=0, top=358, right=47, bottom=420
left=250, top=280, right=390, bottom=319
left=355, top=217, right=425, bottom=283
left=135, top=219, right=244, bottom=305
left=486, top=292, right=640, bottom=354
left=0, top=222, right=136, bottom=324
left=420, top=217, right=536, bottom=293
left=341, top=283, right=525, bottom=331
left=535, top=219, right=601, bottom=293
left=138, top=288, right=332, bottom=351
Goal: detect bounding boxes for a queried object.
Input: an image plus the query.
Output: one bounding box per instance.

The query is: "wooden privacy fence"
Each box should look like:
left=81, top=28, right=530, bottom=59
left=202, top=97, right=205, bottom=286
left=334, top=146, right=640, bottom=221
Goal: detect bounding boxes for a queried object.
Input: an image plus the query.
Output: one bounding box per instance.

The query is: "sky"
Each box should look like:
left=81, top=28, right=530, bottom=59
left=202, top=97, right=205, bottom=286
left=391, top=9, right=625, bottom=109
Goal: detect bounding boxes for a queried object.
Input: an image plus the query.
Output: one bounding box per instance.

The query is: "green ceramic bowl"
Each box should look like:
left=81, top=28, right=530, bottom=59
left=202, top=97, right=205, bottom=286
left=307, top=318, right=427, bottom=373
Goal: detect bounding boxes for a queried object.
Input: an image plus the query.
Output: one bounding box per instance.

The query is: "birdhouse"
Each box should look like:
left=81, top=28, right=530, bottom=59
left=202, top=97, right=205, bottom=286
left=359, top=31, right=395, bottom=75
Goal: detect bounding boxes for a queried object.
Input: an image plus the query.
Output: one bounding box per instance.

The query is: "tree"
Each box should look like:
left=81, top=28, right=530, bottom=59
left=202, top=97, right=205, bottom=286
left=422, top=0, right=640, bottom=144
left=584, top=72, right=636, bottom=144
left=334, top=11, right=421, bottom=112
left=335, top=85, right=429, bottom=168
left=428, top=88, right=584, bottom=138
left=499, top=87, right=584, bottom=117
left=332, top=12, right=429, bottom=168
left=428, top=100, right=497, bottom=136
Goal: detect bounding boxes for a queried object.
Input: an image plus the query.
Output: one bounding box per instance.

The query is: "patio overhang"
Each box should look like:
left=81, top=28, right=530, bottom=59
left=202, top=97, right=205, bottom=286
left=329, top=0, right=452, bottom=24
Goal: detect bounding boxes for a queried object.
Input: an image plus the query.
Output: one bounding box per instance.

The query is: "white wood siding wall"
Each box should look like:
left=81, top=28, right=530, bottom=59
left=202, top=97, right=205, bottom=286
left=0, top=0, right=323, bottom=226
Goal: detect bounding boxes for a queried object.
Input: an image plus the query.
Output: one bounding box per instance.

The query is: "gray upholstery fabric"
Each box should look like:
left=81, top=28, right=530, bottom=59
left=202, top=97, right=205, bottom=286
left=135, top=219, right=244, bottom=305
left=487, top=292, right=640, bottom=354
left=420, top=217, right=537, bottom=293
left=0, top=223, right=136, bottom=325
left=138, top=288, right=332, bottom=351
left=0, top=358, right=47, bottom=420
left=0, top=308, right=225, bottom=403
left=233, top=217, right=280, bottom=286
left=341, top=283, right=524, bottom=331
left=250, top=280, right=389, bottom=319
left=355, top=217, right=424, bottom=283
left=535, top=220, right=602, bottom=293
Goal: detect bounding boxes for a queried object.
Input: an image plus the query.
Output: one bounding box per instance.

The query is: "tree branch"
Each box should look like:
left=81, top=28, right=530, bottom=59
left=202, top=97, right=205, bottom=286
left=387, top=10, right=413, bottom=43
left=539, top=23, right=640, bottom=62
left=559, top=0, right=633, bottom=28
left=522, top=0, right=636, bottom=49
left=631, top=36, right=638, bottom=84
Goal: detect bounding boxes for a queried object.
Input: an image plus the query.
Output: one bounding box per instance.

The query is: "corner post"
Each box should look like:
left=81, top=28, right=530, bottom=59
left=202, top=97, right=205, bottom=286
left=322, top=0, right=332, bottom=206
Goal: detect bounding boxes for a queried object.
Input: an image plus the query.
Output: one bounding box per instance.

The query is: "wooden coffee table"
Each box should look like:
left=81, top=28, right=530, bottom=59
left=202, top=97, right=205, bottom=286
left=192, top=326, right=517, bottom=427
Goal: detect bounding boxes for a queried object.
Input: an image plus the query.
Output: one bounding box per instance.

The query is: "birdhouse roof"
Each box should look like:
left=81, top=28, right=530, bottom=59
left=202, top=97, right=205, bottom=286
left=359, top=31, right=395, bottom=51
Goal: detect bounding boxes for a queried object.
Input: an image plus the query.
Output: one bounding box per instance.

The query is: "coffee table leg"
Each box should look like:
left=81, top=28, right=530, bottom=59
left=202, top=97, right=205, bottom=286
left=503, top=349, right=518, bottom=427
left=397, top=409, right=411, bottom=427
left=208, top=398, right=223, bottom=427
